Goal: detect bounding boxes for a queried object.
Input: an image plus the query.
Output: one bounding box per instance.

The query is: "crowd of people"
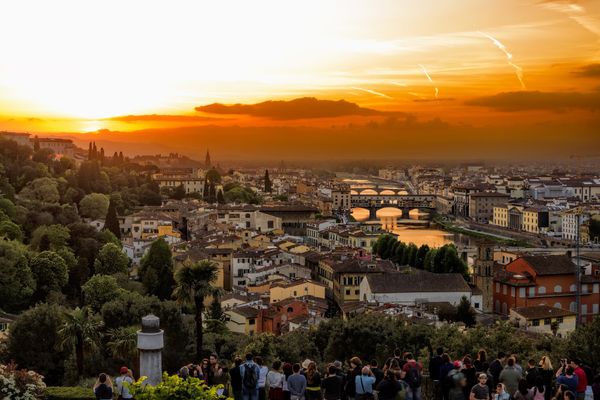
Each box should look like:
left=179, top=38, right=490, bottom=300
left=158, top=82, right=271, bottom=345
left=92, top=350, right=600, bottom=400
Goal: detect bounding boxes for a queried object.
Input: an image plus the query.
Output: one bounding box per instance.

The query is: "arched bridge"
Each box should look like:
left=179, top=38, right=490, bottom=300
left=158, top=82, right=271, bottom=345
left=351, top=193, right=437, bottom=218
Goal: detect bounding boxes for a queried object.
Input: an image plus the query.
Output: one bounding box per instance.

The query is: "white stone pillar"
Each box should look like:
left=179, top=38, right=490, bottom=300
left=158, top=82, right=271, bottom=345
left=137, top=314, right=164, bottom=386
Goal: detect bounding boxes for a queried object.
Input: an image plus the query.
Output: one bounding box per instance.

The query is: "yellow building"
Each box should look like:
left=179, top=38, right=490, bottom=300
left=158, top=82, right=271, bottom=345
left=509, top=305, right=576, bottom=336
left=270, top=279, right=327, bottom=303
left=225, top=306, right=260, bottom=335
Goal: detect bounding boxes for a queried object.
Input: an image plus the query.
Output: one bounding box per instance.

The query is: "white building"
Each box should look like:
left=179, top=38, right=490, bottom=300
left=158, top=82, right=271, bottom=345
left=359, top=270, right=482, bottom=310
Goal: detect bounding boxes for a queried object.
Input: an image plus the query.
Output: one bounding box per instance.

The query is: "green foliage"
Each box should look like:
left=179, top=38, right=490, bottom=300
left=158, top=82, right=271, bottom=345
left=58, top=307, right=104, bottom=377
left=456, top=296, right=476, bottom=326
left=45, top=386, right=95, bottom=400
left=205, top=168, right=222, bottom=184
left=564, top=315, right=600, bottom=371
left=93, top=242, right=129, bottom=275
left=82, top=274, right=122, bottom=312
left=0, top=197, right=16, bottom=219
left=30, top=250, right=69, bottom=301
left=78, top=193, right=109, bottom=220
left=223, top=183, right=261, bottom=204
left=8, top=303, right=69, bottom=386
left=105, top=326, right=138, bottom=365
left=18, top=177, right=60, bottom=204
left=140, top=238, right=175, bottom=300
left=129, top=373, right=227, bottom=400
left=0, top=239, right=34, bottom=311
left=31, top=224, right=71, bottom=251
left=100, top=290, right=159, bottom=329
left=0, top=219, right=24, bottom=241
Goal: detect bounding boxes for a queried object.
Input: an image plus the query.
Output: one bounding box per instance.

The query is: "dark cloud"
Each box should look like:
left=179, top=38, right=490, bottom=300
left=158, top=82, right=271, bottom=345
left=195, top=97, right=390, bottom=119
left=466, top=90, right=600, bottom=111
left=108, top=114, right=227, bottom=122
left=573, top=63, right=600, bottom=78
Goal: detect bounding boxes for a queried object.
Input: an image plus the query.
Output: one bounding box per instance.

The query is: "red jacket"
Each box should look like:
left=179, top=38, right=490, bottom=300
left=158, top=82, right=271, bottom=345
left=573, top=367, right=587, bottom=393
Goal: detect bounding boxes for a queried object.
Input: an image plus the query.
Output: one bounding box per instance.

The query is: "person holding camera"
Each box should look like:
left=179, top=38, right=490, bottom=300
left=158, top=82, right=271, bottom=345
left=556, top=360, right=578, bottom=395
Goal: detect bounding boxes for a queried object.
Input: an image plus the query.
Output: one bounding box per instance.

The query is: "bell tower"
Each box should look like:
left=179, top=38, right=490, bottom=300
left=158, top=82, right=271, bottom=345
left=473, top=241, right=495, bottom=313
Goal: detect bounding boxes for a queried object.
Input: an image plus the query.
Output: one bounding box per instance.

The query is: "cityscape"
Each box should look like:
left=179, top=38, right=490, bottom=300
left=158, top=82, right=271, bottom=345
left=1, top=1, right=600, bottom=400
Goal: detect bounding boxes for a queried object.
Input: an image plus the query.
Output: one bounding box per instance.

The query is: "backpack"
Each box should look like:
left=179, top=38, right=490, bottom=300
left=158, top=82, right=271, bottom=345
left=532, top=387, right=545, bottom=400
left=406, top=366, right=422, bottom=389
left=243, top=364, right=258, bottom=389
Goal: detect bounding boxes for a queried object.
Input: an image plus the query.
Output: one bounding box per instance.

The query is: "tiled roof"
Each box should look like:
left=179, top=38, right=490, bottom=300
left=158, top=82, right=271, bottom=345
left=366, top=271, right=471, bottom=293
left=512, top=305, right=575, bottom=319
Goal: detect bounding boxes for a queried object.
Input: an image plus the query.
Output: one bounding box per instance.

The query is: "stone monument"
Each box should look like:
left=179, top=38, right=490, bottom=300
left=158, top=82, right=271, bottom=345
left=137, top=314, right=164, bottom=386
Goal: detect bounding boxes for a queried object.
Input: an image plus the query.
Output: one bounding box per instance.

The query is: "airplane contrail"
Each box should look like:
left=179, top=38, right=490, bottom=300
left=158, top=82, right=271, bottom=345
left=417, top=64, right=439, bottom=99
left=351, top=87, right=394, bottom=99
left=479, top=31, right=526, bottom=89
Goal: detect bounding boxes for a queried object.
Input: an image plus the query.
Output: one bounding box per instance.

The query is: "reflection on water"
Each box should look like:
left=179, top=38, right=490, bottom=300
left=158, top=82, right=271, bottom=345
left=351, top=208, right=470, bottom=248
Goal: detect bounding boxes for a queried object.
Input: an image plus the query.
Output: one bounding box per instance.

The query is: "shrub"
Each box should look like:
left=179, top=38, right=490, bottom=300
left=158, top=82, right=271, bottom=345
left=0, top=362, right=46, bottom=399
left=129, top=373, right=228, bottom=400
left=44, top=386, right=95, bottom=399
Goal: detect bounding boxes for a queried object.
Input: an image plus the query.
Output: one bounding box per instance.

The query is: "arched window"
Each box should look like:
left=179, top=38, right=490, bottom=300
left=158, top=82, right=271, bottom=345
left=570, top=302, right=577, bottom=312
left=554, top=302, right=562, bottom=309
left=554, top=285, right=562, bottom=293
left=538, top=286, right=546, bottom=294
left=570, top=284, right=577, bottom=292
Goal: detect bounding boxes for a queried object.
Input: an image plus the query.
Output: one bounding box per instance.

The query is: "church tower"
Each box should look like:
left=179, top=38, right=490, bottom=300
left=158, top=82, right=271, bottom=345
left=473, top=241, right=495, bottom=313
left=205, top=150, right=211, bottom=168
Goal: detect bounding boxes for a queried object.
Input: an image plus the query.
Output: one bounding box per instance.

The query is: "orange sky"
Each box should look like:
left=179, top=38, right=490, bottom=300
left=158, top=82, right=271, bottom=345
left=0, top=0, right=599, bottom=159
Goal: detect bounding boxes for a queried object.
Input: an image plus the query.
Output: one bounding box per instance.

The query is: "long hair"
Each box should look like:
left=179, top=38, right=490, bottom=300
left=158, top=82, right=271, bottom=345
left=540, top=356, right=553, bottom=371
left=307, top=361, right=317, bottom=382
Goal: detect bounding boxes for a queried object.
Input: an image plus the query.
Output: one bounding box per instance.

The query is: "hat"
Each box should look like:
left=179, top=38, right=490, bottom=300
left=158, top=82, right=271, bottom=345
left=453, top=361, right=461, bottom=369
left=302, top=359, right=312, bottom=369
left=120, top=366, right=129, bottom=374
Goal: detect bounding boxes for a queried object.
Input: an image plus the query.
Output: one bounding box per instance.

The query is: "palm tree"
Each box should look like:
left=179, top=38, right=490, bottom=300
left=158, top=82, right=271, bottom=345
left=174, top=260, right=219, bottom=361
left=106, top=326, right=138, bottom=363
left=58, top=307, right=103, bottom=377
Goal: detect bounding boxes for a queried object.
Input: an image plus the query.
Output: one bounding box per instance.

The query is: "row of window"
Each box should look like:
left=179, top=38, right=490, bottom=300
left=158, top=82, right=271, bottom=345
left=495, top=282, right=598, bottom=296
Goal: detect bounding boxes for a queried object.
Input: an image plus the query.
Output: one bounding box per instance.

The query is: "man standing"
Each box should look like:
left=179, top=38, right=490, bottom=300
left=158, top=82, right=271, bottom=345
left=525, top=359, right=540, bottom=389
left=429, top=348, right=444, bottom=400
left=256, top=356, right=269, bottom=400
left=287, top=363, right=308, bottom=400
left=570, top=359, right=588, bottom=400
left=231, top=358, right=244, bottom=400
left=488, top=352, right=506, bottom=388
left=322, top=365, right=344, bottom=400
left=402, top=353, right=423, bottom=400
left=241, top=353, right=260, bottom=400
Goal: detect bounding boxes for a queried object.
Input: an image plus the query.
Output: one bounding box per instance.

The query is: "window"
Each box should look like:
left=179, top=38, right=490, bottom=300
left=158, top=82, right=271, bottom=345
left=345, top=289, right=350, bottom=295
left=554, top=285, right=562, bottom=293
left=474, top=302, right=480, bottom=309
left=519, top=288, right=526, bottom=298
left=268, top=220, right=274, bottom=229
left=570, top=284, right=577, bottom=292
left=287, top=307, right=294, bottom=313
left=511, top=287, right=515, bottom=296
left=554, top=302, right=562, bottom=309
left=544, top=318, right=551, bottom=325
left=355, top=289, right=359, bottom=295
left=248, top=319, right=255, bottom=325
left=529, top=287, right=535, bottom=297
left=570, top=302, right=577, bottom=312
left=532, top=319, right=540, bottom=326
left=557, top=317, right=563, bottom=323
left=496, top=282, right=500, bottom=293
left=538, top=286, right=546, bottom=295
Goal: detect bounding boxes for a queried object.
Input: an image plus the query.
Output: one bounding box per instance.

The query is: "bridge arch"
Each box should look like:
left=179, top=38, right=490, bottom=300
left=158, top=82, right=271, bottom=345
left=379, top=189, right=396, bottom=195
left=360, top=189, right=378, bottom=195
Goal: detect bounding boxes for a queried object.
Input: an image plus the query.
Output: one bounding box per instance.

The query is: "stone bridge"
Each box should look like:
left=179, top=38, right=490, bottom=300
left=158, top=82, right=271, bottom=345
left=351, top=193, right=437, bottom=219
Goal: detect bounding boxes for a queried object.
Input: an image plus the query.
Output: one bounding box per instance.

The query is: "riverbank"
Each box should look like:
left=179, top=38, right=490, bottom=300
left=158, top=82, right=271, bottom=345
left=432, top=215, right=531, bottom=247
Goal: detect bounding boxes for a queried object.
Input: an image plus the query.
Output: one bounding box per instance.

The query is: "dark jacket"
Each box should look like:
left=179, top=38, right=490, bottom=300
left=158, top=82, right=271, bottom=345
left=322, top=375, right=343, bottom=400
left=377, top=378, right=403, bottom=400
left=94, top=384, right=113, bottom=400
left=430, top=356, right=443, bottom=381
left=230, top=365, right=242, bottom=390
left=345, top=366, right=361, bottom=397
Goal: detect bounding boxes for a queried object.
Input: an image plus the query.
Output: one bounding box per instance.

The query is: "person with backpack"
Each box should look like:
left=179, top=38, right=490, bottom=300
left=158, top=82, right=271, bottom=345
left=355, top=367, right=376, bottom=400
left=115, top=367, right=134, bottom=400
left=401, top=353, right=422, bottom=400
left=241, top=353, right=261, bottom=400
left=288, top=363, right=308, bottom=400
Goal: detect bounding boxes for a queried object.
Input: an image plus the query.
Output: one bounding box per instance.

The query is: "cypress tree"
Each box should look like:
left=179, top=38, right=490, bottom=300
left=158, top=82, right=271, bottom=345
left=33, top=135, right=41, bottom=152
left=104, top=199, right=121, bottom=239
left=264, top=169, right=272, bottom=193
left=217, top=188, right=225, bottom=204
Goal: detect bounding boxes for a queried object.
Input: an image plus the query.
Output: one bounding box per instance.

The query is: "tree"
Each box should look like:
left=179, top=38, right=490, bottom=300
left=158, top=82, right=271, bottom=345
left=172, top=184, right=186, bottom=200
left=58, top=307, right=103, bottom=378
left=93, top=242, right=129, bottom=275
left=82, top=274, right=122, bottom=312
left=79, top=193, right=109, bottom=220
left=205, top=168, right=221, bottom=184
left=216, top=188, right=225, bottom=204
left=18, top=177, right=60, bottom=204
left=406, top=243, right=418, bottom=266
left=30, top=251, right=69, bottom=302
left=204, top=294, right=227, bottom=334
left=0, top=240, right=35, bottom=312
left=264, top=169, right=272, bottom=193
left=8, top=303, right=69, bottom=386
left=139, top=238, right=175, bottom=300
left=30, top=224, right=70, bottom=251
left=104, top=198, right=121, bottom=239
left=0, top=219, right=24, bottom=241
left=106, top=326, right=138, bottom=366
left=174, top=260, right=219, bottom=360
left=208, top=182, right=216, bottom=203
left=415, top=244, right=430, bottom=269
left=33, top=135, right=41, bottom=152
left=456, top=296, right=476, bottom=327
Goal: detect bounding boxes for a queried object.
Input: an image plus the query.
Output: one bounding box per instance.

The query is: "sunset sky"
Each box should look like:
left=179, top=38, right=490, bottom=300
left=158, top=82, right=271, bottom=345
left=1, top=0, right=599, bottom=160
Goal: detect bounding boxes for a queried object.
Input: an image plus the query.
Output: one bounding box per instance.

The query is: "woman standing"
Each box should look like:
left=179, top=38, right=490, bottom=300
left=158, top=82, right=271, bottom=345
left=539, top=356, right=554, bottom=400
left=93, top=373, right=113, bottom=400
left=377, top=368, right=403, bottom=400
left=267, top=361, right=286, bottom=400
left=306, top=361, right=323, bottom=400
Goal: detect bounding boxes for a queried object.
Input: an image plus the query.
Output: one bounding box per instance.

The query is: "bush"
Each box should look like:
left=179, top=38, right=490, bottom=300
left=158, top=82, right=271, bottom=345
left=129, top=373, right=228, bottom=400
left=45, top=386, right=95, bottom=399
left=0, top=362, right=46, bottom=399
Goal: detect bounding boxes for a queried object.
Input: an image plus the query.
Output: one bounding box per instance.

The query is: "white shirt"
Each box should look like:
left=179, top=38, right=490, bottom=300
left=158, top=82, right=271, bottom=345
left=258, top=366, right=269, bottom=388
left=266, top=371, right=285, bottom=389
